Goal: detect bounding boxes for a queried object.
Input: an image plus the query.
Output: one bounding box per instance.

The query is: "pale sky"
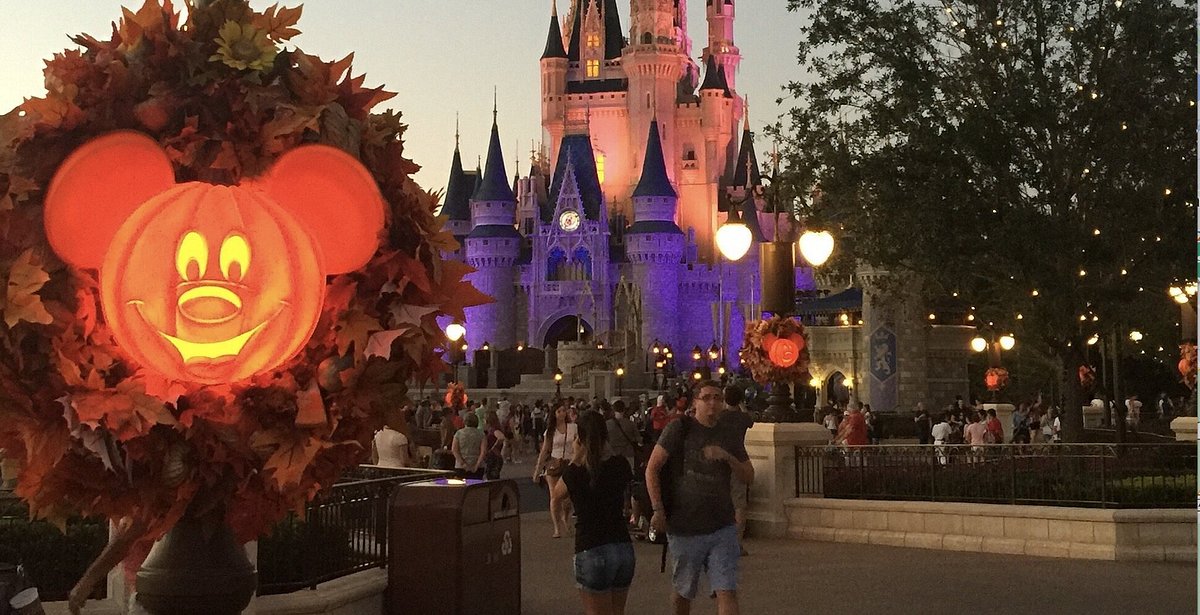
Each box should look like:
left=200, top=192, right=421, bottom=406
left=0, top=1, right=810, bottom=195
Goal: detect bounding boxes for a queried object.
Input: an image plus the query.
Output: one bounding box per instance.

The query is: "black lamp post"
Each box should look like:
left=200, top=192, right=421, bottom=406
left=615, top=363, right=625, bottom=397
left=554, top=368, right=563, bottom=400
left=717, top=151, right=835, bottom=422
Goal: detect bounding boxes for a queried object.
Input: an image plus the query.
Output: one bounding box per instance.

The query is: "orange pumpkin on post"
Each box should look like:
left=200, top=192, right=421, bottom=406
left=44, top=132, right=385, bottom=384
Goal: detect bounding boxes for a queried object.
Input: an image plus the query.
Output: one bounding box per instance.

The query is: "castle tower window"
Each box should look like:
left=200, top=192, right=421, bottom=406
left=547, top=247, right=567, bottom=281
left=587, top=33, right=600, bottom=48
left=572, top=247, right=593, bottom=280
left=595, top=152, right=606, bottom=184
left=586, top=60, right=600, bottom=77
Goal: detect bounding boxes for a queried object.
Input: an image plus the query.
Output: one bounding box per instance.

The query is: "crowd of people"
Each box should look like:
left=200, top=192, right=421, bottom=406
left=371, top=383, right=756, bottom=615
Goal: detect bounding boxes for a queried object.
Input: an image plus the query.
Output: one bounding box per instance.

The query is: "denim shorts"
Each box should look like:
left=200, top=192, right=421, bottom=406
left=573, top=542, right=636, bottom=593
left=668, top=524, right=740, bottom=600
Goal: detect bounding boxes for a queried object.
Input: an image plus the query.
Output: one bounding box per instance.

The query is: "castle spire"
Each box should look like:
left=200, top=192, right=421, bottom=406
left=541, top=0, right=568, bottom=59
left=475, top=108, right=516, bottom=203
left=455, top=112, right=461, bottom=150
left=633, top=120, right=676, bottom=198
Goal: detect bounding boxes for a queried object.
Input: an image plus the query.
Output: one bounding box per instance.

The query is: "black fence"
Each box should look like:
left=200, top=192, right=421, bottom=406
left=0, top=491, right=107, bottom=601
left=795, top=443, right=1196, bottom=509
left=257, top=466, right=449, bottom=595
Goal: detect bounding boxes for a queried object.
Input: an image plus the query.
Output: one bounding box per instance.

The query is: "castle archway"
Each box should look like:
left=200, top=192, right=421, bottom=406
left=540, top=314, right=594, bottom=348
left=826, top=371, right=851, bottom=407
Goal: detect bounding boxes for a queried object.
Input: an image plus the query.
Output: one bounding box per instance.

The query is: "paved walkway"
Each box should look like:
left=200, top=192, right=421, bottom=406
left=498, top=462, right=1197, bottom=615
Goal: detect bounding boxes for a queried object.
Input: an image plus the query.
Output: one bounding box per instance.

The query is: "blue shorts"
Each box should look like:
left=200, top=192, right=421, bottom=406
left=668, top=524, right=740, bottom=600
left=574, top=542, right=636, bottom=593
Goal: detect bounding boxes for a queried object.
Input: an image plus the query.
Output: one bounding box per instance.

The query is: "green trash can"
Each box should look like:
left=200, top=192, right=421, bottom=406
left=388, top=478, right=520, bottom=615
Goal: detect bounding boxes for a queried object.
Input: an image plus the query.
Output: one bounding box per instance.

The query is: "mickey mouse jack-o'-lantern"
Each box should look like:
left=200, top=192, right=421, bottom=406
left=44, top=131, right=384, bottom=384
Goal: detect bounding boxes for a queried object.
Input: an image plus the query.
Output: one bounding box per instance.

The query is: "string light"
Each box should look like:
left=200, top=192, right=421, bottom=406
left=1090, top=92, right=1098, bottom=100
left=1092, top=228, right=1100, bottom=236
left=1164, top=188, right=1172, bottom=195
left=928, top=313, right=936, bottom=321
left=1016, top=313, right=1023, bottom=320
left=1079, top=315, right=1088, bottom=322
left=1078, top=269, right=1087, bottom=276
left=1031, top=289, right=1039, bottom=296
left=1120, top=269, right=1127, bottom=275
left=1121, top=122, right=1127, bottom=130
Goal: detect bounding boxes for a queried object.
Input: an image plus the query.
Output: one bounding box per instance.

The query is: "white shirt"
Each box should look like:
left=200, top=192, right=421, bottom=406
left=374, top=428, right=410, bottom=468
left=549, top=423, right=577, bottom=460
left=930, top=421, right=952, bottom=443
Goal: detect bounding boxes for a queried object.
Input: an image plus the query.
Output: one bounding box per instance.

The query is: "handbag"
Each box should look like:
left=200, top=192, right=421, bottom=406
left=543, top=427, right=569, bottom=477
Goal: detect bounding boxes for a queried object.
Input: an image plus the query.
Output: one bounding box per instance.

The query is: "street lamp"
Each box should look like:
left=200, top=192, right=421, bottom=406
left=715, top=204, right=753, bottom=262
left=615, top=364, right=625, bottom=396
left=971, top=331, right=1016, bottom=399
left=1168, top=284, right=1197, bottom=341
left=444, top=323, right=468, bottom=385
left=481, top=341, right=490, bottom=351
left=553, top=369, right=563, bottom=399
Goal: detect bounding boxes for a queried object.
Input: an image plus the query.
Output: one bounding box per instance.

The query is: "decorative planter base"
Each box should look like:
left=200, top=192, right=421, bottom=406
left=135, top=515, right=256, bottom=615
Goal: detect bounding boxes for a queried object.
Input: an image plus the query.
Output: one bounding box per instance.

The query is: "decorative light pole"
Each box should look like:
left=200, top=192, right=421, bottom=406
left=445, top=322, right=467, bottom=384
left=718, top=150, right=835, bottom=422
left=971, top=331, right=1015, bottom=400
left=553, top=368, right=563, bottom=400
left=615, top=363, right=625, bottom=397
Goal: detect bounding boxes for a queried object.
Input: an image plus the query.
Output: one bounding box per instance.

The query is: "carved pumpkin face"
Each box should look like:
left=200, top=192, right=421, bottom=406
left=45, top=132, right=384, bottom=384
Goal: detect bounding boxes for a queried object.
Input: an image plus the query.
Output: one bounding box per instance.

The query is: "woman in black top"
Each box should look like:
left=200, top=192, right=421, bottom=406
left=551, top=412, right=635, bottom=615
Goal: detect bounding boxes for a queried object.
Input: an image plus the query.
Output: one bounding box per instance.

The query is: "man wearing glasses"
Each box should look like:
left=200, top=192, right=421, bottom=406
left=646, top=380, right=755, bottom=615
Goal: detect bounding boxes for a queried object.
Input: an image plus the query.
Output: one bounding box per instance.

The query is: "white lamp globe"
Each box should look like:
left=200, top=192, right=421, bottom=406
left=445, top=323, right=466, bottom=342
left=798, top=230, right=835, bottom=267
left=716, top=219, right=753, bottom=261
left=970, top=337, right=988, bottom=353
left=999, top=335, right=1016, bottom=351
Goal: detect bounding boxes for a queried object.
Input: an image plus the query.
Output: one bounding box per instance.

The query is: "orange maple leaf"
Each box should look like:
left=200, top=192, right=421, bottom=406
left=253, top=3, right=303, bottom=41
left=335, top=309, right=383, bottom=357
left=433, top=260, right=493, bottom=320
left=253, top=430, right=322, bottom=489
left=4, top=248, right=54, bottom=327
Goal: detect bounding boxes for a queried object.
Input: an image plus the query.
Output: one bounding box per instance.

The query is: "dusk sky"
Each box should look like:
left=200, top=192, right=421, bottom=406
left=0, top=1, right=811, bottom=196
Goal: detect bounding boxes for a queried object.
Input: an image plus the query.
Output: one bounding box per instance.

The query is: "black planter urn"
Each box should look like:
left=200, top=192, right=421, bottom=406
left=135, top=513, right=257, bottom=615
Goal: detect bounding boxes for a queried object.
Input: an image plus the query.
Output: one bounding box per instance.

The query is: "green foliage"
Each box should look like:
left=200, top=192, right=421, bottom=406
left=775, top=0, right=1196, bottom=435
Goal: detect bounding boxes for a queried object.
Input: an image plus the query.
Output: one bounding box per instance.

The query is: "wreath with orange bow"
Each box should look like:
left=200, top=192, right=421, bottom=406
left=739, top=316, right=810, bottom=384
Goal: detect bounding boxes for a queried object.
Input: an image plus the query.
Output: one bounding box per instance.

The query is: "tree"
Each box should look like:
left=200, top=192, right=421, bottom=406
left=775, top=0, right=1195, bottom=440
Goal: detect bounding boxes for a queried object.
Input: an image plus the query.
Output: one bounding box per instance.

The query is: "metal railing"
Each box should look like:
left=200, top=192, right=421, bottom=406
left=257, top=466, right=449, bottom=595
left=0, top=491, right=107, bottom=601
left=794, top=443, right=1196, bottom=509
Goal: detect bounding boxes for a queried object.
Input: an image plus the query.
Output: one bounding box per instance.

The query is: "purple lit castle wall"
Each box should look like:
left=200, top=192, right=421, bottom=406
left=443, top=0, right=777, bottom=373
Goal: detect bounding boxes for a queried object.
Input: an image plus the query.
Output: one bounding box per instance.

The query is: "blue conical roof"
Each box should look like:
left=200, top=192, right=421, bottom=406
left=475, top=121, right=515, bottom=202
left=633, top=120, right=676, bottom=198
left=541, top=8, right=567, bottom=59
left=442, top=147, right=473, bottom=221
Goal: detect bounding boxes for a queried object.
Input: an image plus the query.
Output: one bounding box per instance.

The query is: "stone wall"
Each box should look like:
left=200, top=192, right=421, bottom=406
left=784, top=498, right=1195, bottom=562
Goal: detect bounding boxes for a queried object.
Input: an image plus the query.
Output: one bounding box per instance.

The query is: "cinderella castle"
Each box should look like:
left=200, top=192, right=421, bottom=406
left=441, top=0, right=974, bottom=412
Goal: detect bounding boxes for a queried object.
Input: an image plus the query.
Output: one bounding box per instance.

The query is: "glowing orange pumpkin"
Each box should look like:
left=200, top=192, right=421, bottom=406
left=44, top=132, right=384, bottom=384
left=765, top=332, right=806, bottom=368
left=984, top=367, right=1009, bottom=392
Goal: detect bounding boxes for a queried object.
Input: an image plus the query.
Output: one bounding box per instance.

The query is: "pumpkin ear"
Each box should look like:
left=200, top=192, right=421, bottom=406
left=259, top=145, right=385, bottom=274
left=44, top=131, right=176, bottom=268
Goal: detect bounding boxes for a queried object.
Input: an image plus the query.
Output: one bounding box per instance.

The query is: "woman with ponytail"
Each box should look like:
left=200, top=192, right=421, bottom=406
left=551, top=412, right=636, bottom=615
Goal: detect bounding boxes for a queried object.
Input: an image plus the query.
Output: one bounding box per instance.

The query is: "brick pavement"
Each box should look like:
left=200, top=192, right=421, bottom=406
left=506, top=465, right=1196, bottom=615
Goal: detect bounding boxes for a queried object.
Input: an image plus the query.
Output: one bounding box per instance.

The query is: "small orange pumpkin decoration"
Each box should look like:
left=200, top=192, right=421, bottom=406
left=44, top=132, right=384, bottom=384
left=984, top=367, right=1009, bottom=392
left=764, top=332, right=806, bottom=369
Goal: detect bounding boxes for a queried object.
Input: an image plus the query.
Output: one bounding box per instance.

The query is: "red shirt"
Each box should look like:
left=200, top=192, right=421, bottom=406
left=986, top=417, right=1003, bottom=442
left=650, top=405, right=670, bottom=431
left=840, top=412, right=869, bottom=446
